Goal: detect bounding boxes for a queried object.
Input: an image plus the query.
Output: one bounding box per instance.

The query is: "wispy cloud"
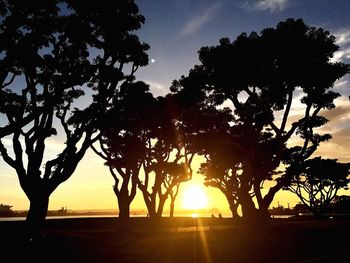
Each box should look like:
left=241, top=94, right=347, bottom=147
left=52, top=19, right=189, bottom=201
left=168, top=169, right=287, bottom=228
left=1, top=136, right=65, bottom=152
left=335, top=30, right=350, bottom=46
left=243, top=0, right=290, bottom=13
left=335, top=79, right=348, bottom=89
left=331, top=29, right=350, bottom=63
left=315, top=96, right=350, bottom=161
left=145, top=80, right=169, bottom=96
left=316, top=127, right=350, bottom=162
left=322, top=105, right=350, bottom=124
left=179, top=2, right=221, bottom=37
left=331, top=49, right=350, bottom=63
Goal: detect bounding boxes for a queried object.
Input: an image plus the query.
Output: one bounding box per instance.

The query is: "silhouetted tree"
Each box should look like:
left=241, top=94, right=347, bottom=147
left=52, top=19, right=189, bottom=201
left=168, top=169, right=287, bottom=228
left=91, top=81, right=156, bottom=220
left=171, top=18, right=349, bottom=220
left=200, top=136, right=242, bottom=219
left=137, top=96, right=194, bottom=218
left=287, top=157, right=350, bottom=218
left=168, top=179, right=181, bottom=218
left=140, top=159, right=191, bottom=218
left=167, top=77, right=234, bottom=218
left=0, top=0, right=149, bottom=236
left=293, top=203, right=309, bottom=215
left=171, top=66, right=238, bottom=218
left=331, top=195, right=350, bottom=214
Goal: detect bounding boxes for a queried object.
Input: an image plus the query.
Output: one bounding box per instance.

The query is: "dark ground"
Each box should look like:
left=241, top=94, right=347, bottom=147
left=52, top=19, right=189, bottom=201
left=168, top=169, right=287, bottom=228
left=1, top=216, right=350, bottom=263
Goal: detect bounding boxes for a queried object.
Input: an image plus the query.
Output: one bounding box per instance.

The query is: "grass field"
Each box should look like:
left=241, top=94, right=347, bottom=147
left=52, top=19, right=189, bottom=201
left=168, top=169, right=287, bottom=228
left=1, top=216, right=350, bottom=263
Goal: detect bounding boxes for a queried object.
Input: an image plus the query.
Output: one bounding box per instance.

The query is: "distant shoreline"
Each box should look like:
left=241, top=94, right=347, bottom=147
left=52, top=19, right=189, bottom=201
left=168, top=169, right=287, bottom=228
left=0, top=207, right=233, bottom=219
left=3, top=213, right=350, bottom=222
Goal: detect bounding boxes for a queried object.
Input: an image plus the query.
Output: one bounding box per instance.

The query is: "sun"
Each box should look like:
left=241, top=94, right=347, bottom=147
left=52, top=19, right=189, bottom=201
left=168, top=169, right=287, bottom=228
left=182, top=184, right=208, bottom=210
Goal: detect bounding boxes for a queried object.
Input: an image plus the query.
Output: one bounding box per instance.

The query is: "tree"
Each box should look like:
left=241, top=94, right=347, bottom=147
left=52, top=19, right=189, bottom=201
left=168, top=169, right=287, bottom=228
left=0, top=0, right=149, bottom=236
left=331, top=195, right=350, bottom=214
left=165, top=77, right=234, bottom=218
left=200, top=135, right=242, bottom=219
left=171, top=18, right=349, bottom=220
left=136, top=96, right=194, bottom=219
left=91, top=81, right=156, bottom=220
left=170, top=66, right=239, bottom=219
left=167, top=177, right=182, bottom=217
left=140, top=158, right=191, bottom=218
left=287, top=157, right=350, bottom=218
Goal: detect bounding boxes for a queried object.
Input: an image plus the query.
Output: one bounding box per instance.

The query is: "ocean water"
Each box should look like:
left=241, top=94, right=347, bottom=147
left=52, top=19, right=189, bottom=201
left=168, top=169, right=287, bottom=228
left=0, top=214, right=118, bottom=221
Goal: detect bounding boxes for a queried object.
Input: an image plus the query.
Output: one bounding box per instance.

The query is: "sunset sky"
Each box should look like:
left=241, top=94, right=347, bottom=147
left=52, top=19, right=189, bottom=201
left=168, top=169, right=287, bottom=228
left=1, top=0, right=350, bottom=215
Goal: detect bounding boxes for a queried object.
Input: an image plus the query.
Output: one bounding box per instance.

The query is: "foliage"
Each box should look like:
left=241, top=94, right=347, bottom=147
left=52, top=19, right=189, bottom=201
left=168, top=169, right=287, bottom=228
left=91, top=81, right=156, bottom=219
left=287, top=157, right=350, bottom=217
left=171, top=18, right=349, bottom=219
left=135, top=94, right=194, bottom=218
left=0, top=0, right=149, bottom=233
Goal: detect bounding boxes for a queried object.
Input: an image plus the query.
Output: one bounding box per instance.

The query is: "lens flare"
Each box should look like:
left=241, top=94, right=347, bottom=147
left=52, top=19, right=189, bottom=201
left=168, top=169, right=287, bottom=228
left=182, top=184, right=208, bottom=210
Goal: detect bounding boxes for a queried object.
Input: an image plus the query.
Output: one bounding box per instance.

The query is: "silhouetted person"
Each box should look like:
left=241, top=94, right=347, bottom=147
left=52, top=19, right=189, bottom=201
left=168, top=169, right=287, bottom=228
left=210, top=214, right=217, bottom=231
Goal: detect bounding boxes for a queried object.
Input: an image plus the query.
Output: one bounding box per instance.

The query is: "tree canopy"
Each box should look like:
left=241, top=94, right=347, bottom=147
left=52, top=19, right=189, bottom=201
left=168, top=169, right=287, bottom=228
left=171, top=18, right=350, bottom=219
left=91, top=80, right=156, bottom=219
left=0, top=0, right=149, bottom=235
left=287, top=157, right=350, bottom=217
left=1, top=1, right=350, bottom=229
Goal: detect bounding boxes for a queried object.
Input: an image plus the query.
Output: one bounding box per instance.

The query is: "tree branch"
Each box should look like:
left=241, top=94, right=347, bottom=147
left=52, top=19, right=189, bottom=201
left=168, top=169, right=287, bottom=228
left=280, top=90, right=293, bottom=134
left=2, top=73, right=16, bottom=89
left=0, top=139, right=16, bottom=168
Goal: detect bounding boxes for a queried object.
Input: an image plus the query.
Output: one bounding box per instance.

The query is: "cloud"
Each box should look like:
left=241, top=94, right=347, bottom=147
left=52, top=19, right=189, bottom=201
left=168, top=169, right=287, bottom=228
left=335, top=30, right=350, bottom=46
left=332, top=128, right=350, bottom=148
left=1, top=136, right=65, bottom=153
left=243, top=0, right=290, bottom=13
left=322, top=105, right=350, bottom=124
left=331, top=29, right=350, bottom=63
left=314, top=96, right=350, bottom=161
left=144, top=80, right=169, bottom=96
left=331, top=49, right=350, bottom=63
left=315, top=127, right=350, bottom=162
left=179, top=2, right=221, bottom=37
left=335, top=79, right=348, bottom=89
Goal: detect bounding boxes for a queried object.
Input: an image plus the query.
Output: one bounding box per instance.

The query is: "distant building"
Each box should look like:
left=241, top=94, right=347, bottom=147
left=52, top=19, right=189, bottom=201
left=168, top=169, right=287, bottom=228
left=0, top=203, right=13, bottom=212
left=47, top=206, right=68, bottom=216
left=0, top=203, right=14, bottom=216
left=269, top=203, right=294, bottom=215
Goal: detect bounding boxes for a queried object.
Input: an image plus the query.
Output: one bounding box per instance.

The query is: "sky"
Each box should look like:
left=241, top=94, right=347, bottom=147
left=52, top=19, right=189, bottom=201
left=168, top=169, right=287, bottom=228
left=1, top=0, right=350, bottom=215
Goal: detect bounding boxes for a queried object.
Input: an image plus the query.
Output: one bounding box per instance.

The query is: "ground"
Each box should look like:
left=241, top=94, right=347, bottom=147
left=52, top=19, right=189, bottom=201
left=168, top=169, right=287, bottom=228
left=1, top=216, right=350, bottom=263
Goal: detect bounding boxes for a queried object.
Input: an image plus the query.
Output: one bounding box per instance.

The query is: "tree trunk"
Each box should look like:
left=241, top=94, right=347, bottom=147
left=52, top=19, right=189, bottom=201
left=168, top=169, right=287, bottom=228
left=257, top=181, right=283, bottom=220
left=117, top=195, right=131, bottom=220
left=144, top=194, right=156, bottom=218
left=224, top=193, right=240, bottom=219
left=239, top=196, right=257, bottom=219
left=229, top=202, right=240, bottom=219
left=257, top=203, right=271, bottom=221
left=156, top=196, right=167, bottom=218
left=238, top=179, right=257, bottom=219
left=169, top=198, right=175, bottom=217
left=26, top=193, right=49, bottom=239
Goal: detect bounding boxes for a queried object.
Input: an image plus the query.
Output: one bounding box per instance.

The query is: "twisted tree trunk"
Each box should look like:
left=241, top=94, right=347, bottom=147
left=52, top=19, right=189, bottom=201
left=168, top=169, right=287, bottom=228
left=26, top=188, right=50, bottom=239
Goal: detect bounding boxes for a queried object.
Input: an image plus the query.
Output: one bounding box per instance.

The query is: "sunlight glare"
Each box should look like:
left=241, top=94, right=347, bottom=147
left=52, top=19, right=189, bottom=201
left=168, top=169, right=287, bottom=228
left=182, top=184, right=208, bottom=210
